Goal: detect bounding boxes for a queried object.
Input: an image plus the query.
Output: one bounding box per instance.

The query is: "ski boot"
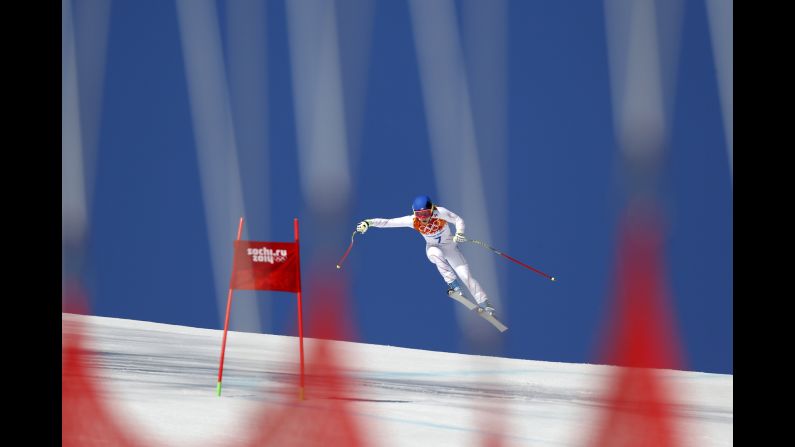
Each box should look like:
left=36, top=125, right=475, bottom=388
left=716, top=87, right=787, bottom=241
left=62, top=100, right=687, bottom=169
left=478, top=299, right=496, bottom=316
left=446, top=279, right=464, bottom=296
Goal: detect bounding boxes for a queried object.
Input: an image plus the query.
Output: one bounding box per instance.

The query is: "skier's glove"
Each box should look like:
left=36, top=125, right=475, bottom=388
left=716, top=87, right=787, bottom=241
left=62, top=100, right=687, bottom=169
left=453, top=232, right=467, bottom=243
left=356, top=220, right=370, bottom=234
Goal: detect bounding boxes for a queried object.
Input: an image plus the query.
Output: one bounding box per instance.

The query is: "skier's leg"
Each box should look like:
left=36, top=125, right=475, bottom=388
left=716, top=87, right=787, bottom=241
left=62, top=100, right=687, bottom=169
left=425, top=245, right=458, bottom=286
left=442, top=245, right=490, bottom=305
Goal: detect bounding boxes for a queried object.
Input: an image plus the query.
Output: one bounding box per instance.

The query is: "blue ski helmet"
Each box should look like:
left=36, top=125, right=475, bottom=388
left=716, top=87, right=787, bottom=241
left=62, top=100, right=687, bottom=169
left=412, top=195, right=433, bottom=211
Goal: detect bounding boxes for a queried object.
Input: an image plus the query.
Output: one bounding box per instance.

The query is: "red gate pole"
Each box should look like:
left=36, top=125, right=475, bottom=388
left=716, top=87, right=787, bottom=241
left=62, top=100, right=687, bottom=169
left=294, top=218, right=306, bottom=400
left=216, top=217, right=245, bottom=396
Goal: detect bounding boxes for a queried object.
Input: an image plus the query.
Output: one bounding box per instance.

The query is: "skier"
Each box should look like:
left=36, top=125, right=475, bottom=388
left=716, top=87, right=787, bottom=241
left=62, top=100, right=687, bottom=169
left=355, top=195, right=496, bottom=315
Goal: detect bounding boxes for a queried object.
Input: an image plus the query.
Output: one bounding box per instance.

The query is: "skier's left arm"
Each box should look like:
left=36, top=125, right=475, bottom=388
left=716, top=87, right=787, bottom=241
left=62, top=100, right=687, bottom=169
left=436, top=207, right=467, bottom=242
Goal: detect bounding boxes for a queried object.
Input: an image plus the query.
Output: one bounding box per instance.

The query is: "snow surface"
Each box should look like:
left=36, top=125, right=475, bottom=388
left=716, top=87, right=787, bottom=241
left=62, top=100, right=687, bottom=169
left=62, top=313, right=732, bottom=446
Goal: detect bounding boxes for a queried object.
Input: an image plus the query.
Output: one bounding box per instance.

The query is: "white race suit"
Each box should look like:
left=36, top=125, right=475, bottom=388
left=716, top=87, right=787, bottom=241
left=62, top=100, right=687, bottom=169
left=365, top=207, right=490, bottom=305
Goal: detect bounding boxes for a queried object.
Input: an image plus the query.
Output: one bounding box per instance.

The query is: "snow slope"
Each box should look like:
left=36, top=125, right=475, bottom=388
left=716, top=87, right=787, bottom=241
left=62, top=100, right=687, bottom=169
left=62, top=313, right=732, bottom=446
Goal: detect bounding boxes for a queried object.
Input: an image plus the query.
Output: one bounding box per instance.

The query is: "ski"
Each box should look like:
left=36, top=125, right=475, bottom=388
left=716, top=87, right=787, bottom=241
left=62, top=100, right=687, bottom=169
left=447, top=290, right=508, bottom=332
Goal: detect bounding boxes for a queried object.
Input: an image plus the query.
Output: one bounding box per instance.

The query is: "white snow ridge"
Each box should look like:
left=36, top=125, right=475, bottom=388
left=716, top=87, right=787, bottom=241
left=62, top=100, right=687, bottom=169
left=62, top=313, right=732, bottom=446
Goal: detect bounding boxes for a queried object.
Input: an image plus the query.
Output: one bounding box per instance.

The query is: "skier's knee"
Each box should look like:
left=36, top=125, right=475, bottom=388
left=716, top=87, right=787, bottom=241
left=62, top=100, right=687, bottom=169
left=427, top=253, right=445, bottom=264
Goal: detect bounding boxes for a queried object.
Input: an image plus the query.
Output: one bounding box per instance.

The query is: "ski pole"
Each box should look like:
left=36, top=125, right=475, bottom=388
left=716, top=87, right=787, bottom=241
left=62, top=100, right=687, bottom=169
left=466, top=238, right=556, bottom=282
left=336, top=230, right=358, bottom=269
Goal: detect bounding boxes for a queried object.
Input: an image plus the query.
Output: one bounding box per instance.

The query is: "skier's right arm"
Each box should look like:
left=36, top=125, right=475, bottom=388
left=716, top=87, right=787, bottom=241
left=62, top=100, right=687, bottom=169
left=357, top=216, right=414, bottom=234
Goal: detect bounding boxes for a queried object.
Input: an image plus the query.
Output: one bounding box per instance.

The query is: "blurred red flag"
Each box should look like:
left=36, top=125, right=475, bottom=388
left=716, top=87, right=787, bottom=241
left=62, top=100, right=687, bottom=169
left=230, top=241, right=300, bottom=292
left=589, top=211, right=684, bottom=447
left=241, top=270, right=368, bottom=447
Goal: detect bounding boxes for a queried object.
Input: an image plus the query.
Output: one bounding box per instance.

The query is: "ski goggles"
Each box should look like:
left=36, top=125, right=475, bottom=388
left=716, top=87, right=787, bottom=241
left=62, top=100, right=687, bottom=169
left=414, top=209, right=433, bottom=219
